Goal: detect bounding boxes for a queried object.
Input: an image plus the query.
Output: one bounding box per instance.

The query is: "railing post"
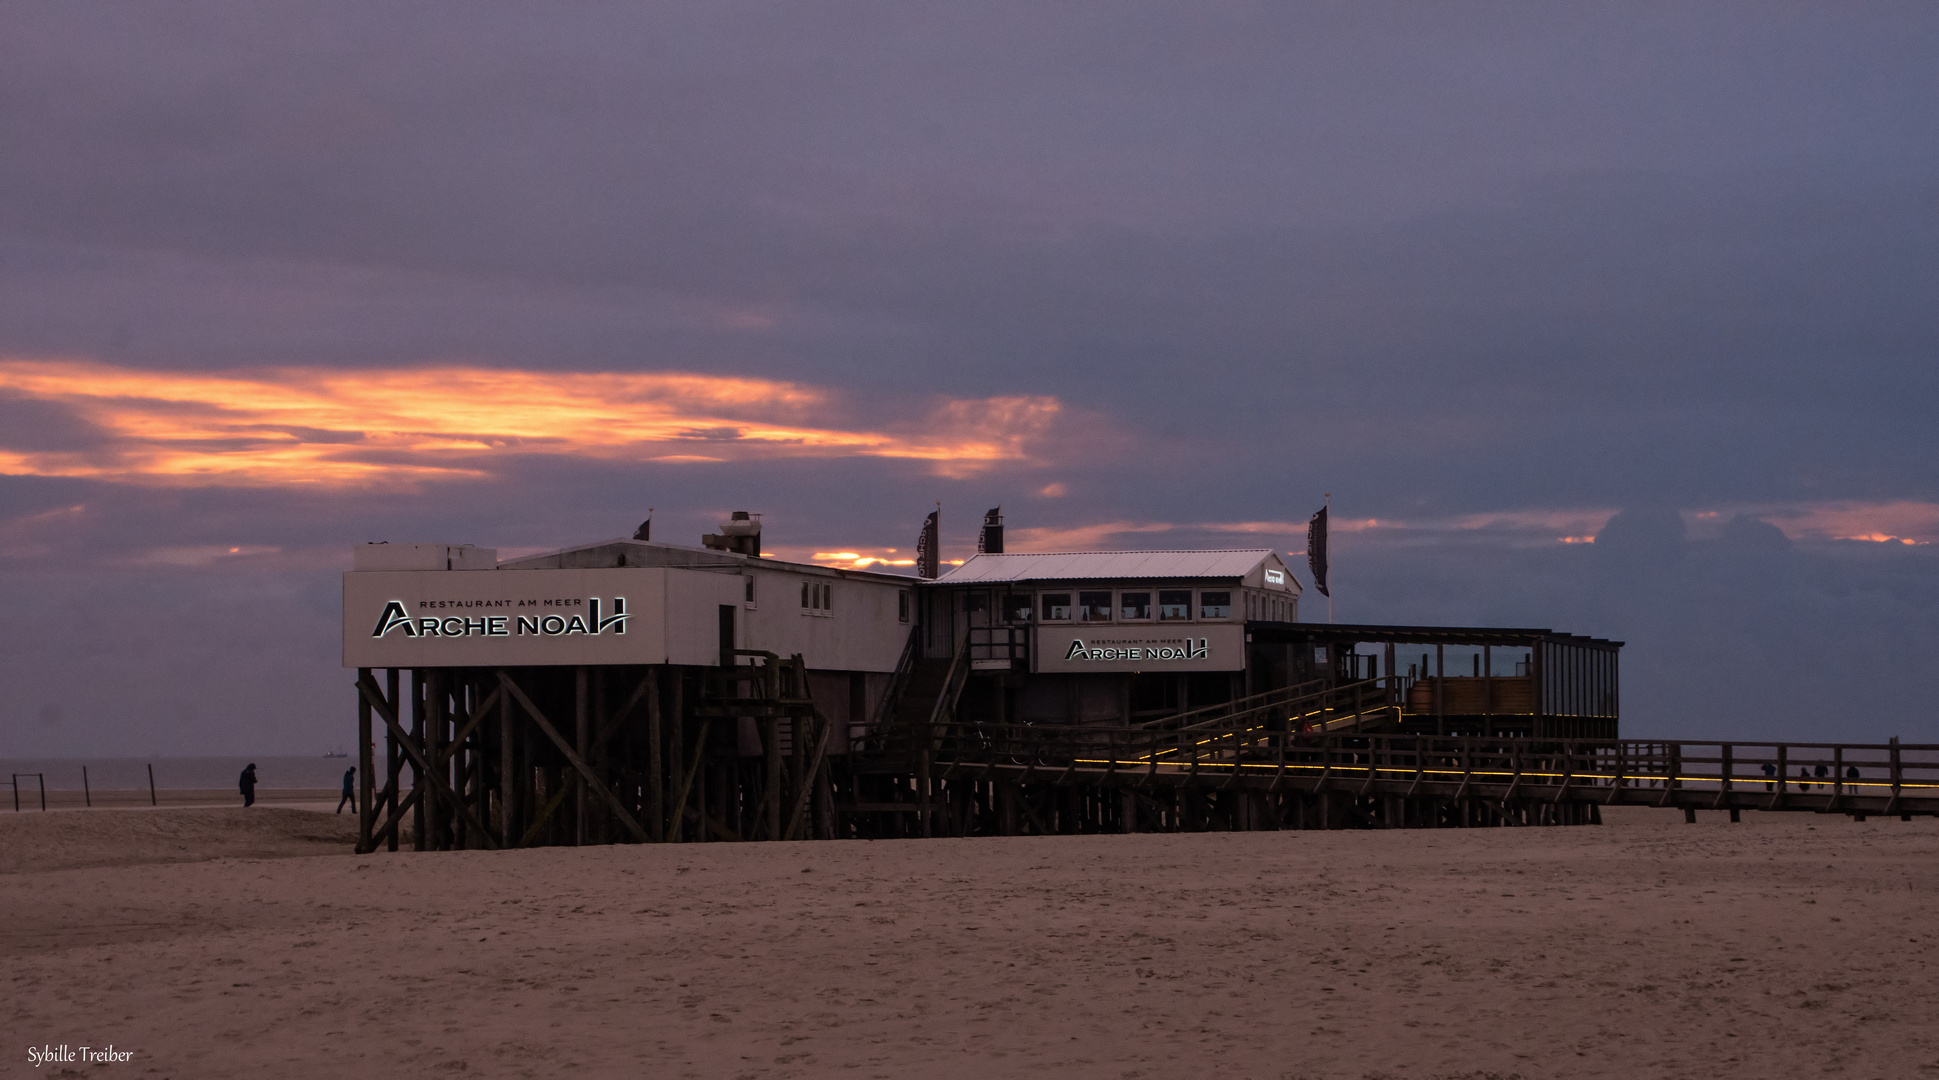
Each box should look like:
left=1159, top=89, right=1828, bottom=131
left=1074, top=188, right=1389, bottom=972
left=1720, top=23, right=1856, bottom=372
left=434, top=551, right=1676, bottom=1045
left=1889, top=737, right=1903, bottom=816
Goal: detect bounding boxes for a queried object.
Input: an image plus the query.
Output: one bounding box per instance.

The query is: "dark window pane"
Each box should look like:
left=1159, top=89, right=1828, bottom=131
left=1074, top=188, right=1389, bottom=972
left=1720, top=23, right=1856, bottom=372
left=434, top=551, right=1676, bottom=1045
left=1041, top=593, right=1072, bottom=621
left=1158, top=590, right=1192, bottom=620
left=1006, top=594, right=1033, bottom=622
left=966, top=592, right=987, bottom=612
left=1199, top=591, right=1232, bottom=619
left=1079, top=591, right=1113, bottom=621
left=1119, top=591, right=1151, bottom=620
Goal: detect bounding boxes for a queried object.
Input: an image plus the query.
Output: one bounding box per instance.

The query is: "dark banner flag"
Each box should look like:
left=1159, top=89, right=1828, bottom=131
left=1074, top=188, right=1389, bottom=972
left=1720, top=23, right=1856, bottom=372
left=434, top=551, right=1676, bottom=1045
left=1307, top=505, right=1329, bottom=597
left=917, top=510, right=940, bottom=579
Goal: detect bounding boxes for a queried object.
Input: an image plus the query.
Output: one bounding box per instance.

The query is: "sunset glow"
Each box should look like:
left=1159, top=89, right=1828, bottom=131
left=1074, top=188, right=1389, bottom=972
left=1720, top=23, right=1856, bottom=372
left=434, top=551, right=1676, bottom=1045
left=0, top=358, right=1064, bottom=487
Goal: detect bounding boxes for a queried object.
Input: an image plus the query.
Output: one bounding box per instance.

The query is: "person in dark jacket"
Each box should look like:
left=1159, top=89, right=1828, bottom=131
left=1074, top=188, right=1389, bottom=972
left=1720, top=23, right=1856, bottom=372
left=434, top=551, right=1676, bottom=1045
left=239, top=763, right=258, bottom=807
left=336, top=766, right=356, bottom=814
left=1761, top=762, right=1777, bottom=791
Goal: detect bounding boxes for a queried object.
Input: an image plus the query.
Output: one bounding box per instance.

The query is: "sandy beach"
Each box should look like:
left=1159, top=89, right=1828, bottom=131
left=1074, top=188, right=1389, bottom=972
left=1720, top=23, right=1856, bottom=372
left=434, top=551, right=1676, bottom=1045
left=4, top=806, right=1936, bottom=1079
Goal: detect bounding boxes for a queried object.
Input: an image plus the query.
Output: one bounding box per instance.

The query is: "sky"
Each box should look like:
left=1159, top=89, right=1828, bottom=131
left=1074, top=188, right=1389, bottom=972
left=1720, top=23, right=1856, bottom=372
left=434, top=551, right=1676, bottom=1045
left=3, top=2, right=1936, bottom=755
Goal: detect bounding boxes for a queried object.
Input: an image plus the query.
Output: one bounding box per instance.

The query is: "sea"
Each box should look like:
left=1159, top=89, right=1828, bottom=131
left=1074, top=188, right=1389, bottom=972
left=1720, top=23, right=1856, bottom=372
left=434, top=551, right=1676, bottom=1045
left=0, top=756, right=356, bottom=791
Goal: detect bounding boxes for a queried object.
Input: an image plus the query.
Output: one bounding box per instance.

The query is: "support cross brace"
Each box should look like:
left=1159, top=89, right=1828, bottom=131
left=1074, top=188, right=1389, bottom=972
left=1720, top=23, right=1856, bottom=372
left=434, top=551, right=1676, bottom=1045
left=356, top=671, right=500, bottom=849
left=497, top=670, right=652, bottom=844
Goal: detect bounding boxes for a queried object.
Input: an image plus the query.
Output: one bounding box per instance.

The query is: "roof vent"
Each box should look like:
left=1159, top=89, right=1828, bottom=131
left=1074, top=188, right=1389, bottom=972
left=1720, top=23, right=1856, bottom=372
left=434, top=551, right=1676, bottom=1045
left=702, top=511, right=762, bottom=557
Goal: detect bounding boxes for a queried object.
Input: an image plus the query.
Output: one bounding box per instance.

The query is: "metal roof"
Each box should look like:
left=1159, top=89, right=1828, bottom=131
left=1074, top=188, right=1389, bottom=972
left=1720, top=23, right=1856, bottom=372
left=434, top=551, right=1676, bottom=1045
left=935, top=549, right=1279, bottom=584
left=1246, top=621, right=1624, bottom=649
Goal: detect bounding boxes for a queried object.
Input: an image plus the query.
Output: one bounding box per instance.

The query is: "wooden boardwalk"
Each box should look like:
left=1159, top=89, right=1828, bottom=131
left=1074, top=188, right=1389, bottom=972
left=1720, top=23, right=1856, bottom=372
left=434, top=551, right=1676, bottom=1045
left=848, top=722, right=1939, bottom=834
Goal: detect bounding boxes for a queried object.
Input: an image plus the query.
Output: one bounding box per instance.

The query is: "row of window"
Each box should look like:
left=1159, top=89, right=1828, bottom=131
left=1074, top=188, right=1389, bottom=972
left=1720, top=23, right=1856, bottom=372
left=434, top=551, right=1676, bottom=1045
left=972, top=589, right=1237, bottom=623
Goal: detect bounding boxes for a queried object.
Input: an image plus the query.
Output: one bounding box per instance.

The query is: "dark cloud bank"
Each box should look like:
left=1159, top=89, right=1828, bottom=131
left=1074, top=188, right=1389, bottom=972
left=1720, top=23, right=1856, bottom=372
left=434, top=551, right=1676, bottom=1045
left=2, top=3, right=1937, bottom=752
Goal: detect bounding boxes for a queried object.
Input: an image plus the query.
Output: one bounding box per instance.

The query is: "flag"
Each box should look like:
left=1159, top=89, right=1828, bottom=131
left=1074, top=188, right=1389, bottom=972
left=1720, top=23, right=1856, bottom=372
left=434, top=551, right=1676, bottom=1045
left=1307, top=505, right=1329, bottom=597
left=917, top=510, right=940, bottom=579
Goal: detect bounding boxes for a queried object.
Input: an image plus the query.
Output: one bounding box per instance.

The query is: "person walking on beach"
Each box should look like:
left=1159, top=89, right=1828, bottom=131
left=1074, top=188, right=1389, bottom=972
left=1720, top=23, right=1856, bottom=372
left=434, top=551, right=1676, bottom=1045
left=336, top=766, right=356, bottom=814
left=1762, top=762, right=1777, bottom=791
left=239, top=762, right=258, bottom=807
left=1799, top=766, right=1813, bottom=792
left=1815, top=764, right=1829, bottom=788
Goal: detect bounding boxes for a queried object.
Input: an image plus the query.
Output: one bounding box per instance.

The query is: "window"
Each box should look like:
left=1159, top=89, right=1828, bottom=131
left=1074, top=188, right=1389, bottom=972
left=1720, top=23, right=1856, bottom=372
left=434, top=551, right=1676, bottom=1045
left=1041, top=593, right=1072, bottom=621
left=898, top=590, right=910, bottom=622
left=966, top=591, right=987, bottom=613
left=1006, top=594, right=1033, bottom=623
left=1079, top=590, right=1112, bottom=622
left=1158, top=590, right=1192, bottom=620
left=820, top=583, right=831, bottom=610
left=744, top=576, right=755, bottom=603
left=801, top=581, right=811, bottom=608
left=1199, top=591, right=1232, bottom=619
left=1119, top=591, right=1151, bottom=620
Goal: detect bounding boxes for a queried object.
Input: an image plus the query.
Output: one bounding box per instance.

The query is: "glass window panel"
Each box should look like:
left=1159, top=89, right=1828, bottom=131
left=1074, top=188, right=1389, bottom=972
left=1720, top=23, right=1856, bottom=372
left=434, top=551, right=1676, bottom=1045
left=1158, top=590, right=1192, bottom=620
left=1119, top=591, right=1151, bottom=620
left=1199, top=591, right=1232, bottom=619
left=1041, top=593, right=1072, bottom=621
left=801, top=582, right=810, bottom=608
left=1079, top=591, right=1113, bottom=621
left=1006, top=594, right=1033, bottom=622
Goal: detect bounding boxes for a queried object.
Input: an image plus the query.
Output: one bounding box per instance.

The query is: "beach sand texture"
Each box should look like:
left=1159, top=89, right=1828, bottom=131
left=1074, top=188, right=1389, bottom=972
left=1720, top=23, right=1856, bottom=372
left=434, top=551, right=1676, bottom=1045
left=4, top=806, right=1936, bottom=1079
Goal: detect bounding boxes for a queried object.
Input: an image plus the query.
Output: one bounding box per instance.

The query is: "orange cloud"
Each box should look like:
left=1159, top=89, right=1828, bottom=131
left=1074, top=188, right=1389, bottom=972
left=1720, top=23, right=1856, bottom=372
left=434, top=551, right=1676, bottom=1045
left=0, top=358, right=1065, bottom=488
left=1748, top=501, right=1939, bottom=545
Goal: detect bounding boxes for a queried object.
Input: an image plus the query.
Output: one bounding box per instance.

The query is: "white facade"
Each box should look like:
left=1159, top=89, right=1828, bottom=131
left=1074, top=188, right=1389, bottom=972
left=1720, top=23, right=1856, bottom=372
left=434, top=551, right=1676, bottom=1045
left=342, top=539, right=913, bottom=671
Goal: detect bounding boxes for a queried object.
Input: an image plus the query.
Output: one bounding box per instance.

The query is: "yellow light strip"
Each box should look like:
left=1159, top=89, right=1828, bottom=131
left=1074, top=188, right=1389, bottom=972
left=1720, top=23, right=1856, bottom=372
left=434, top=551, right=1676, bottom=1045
left=1058, top=757, right=1939, bottom=791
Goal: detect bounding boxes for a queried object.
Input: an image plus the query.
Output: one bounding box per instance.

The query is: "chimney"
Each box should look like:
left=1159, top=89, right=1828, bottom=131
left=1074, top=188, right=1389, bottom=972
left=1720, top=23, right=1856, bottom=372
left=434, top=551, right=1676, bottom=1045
left=977, top=507, right=1004, bottom=554
left=702, top=510, right=762, bottom=557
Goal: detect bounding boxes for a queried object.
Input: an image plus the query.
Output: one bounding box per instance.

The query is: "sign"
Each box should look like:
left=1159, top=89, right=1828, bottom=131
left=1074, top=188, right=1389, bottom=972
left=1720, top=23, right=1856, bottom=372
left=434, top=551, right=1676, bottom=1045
left=343, top=567, right=717, bottom=668
left=1264, top=568, right=1285, bottom=585
left=1035, top=623, right=1245, bottom=673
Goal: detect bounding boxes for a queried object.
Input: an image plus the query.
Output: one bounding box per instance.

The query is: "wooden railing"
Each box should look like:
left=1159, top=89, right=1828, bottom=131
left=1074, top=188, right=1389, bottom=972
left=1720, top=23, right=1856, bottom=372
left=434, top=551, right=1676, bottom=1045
left=862, top=721, right=1939, bottom=814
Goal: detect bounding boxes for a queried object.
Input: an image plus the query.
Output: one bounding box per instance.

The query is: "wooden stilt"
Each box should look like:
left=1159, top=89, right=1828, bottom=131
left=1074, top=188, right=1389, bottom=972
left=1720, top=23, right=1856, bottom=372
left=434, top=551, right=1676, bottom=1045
left=646, top=668, right=664, bottom=843
left=357, top=668, right=375, bottom=853
left=410, top=669, right=426, bottom=852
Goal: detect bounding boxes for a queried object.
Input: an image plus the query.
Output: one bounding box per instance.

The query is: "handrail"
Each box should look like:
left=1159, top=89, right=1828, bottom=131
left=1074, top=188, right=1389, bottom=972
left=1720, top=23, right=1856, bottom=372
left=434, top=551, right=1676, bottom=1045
left=927, top=631, right=972, bottom=731
left=867, top=624, right=924, bottom=732
left=1135, top=678, right=1332, bottom=730
left=874, top=722, right=1939, bottom=794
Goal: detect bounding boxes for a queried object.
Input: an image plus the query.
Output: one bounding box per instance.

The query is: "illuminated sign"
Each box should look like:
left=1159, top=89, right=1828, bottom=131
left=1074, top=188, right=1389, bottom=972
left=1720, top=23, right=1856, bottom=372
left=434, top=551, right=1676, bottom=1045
left=1264, top=568, right=1285, bottom=585
left=369, top=597, right=628, bottom=639
left=1065, top=637, right=1207, bottom=662
left=344, top=567, right=721, bottom=667
left=1035, top=624, right=1246, bottom=673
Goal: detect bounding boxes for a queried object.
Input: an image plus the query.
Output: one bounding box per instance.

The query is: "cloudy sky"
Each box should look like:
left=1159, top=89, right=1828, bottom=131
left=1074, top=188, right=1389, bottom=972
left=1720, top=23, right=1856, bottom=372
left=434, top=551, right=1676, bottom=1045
left=3, top=2, right=1935, bottom=755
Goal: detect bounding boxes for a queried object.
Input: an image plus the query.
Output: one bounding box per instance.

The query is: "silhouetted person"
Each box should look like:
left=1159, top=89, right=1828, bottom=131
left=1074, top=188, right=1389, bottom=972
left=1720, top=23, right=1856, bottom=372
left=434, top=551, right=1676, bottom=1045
left=1815, top=764, right=1828, bottom=788
left=1846, top=765, right=1861, bottom=789
left=239, top=763, right=257, bottom=807
left=336, top=766, right=356, bottom=814
left=1799, top=766, right=1812, bottom=792
left=1762, top=762, right=1777, bottom=791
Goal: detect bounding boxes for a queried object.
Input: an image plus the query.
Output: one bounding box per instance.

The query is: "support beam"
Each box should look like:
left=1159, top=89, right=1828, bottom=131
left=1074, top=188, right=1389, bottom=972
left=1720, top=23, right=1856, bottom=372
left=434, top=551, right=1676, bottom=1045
left=497, top=670, right=652, bottom=844
left=355, top=671, right=500, bottom=849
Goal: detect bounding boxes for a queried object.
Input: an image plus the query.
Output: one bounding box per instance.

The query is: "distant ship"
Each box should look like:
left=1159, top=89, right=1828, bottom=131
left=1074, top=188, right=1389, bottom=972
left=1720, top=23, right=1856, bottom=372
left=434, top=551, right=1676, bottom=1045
left=323, top=750, right=349, bottom=758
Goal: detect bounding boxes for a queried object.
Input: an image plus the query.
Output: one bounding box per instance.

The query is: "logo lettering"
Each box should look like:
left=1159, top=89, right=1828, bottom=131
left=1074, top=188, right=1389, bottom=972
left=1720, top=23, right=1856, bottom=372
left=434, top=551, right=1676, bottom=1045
left=371, top=600, right=416, bottom=638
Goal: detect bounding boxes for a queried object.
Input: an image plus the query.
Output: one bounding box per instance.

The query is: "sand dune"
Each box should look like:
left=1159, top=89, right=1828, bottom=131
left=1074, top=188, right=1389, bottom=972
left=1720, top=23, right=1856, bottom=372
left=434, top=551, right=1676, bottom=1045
left=4, top=806, right=1936, bottom=1079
